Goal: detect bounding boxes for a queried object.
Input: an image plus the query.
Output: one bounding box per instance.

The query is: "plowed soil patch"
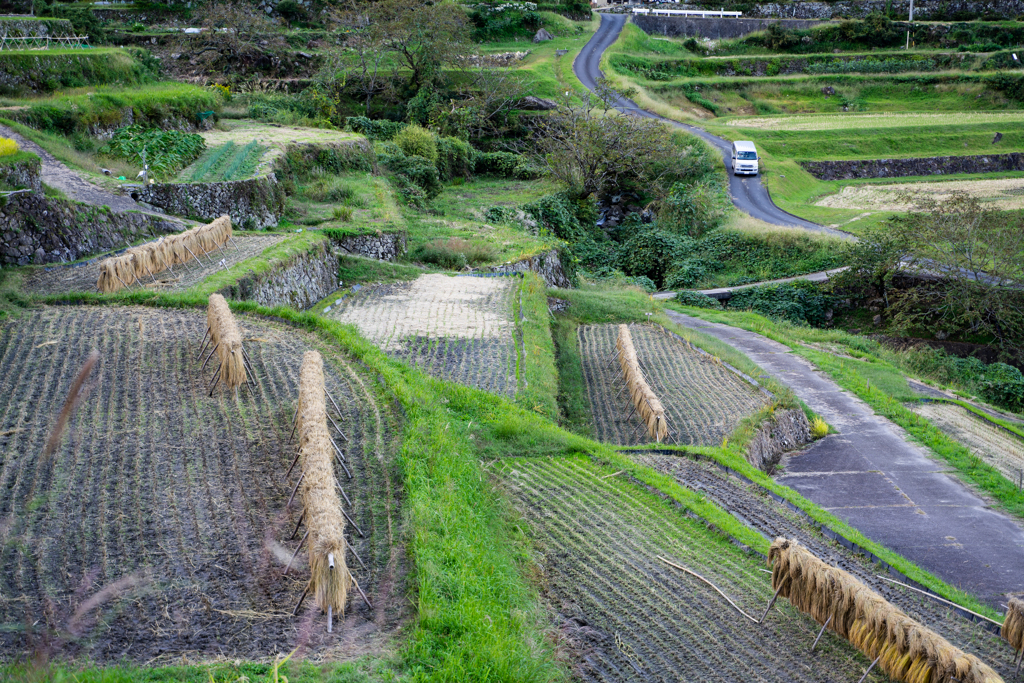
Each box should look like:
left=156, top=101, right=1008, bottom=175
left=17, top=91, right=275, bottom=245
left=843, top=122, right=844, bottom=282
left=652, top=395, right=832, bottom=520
left=631, top=451, right=1018, bottom=679
left=578, top=324, right=766, bottom=446
left=911, top=402, right=1024, bottom=485
left=21, top=235, right=287, bottom=295
left=326, top=274, right=519, bottom=396
left=0, top=306, right=404, bottom=664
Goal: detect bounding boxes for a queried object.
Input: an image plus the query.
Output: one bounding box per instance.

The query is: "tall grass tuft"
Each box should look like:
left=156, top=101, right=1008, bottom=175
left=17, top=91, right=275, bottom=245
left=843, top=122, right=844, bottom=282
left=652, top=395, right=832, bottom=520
left=0, top=137, right=18, bottom=157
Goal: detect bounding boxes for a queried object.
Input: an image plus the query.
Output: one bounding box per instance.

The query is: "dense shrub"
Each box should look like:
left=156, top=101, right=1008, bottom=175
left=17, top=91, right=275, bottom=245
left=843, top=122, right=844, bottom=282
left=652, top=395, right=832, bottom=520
left=618, top=225, right=696, bottom=287
left=727, top=280, right=838, bottom=326
left=345, top=116, right=407, bottom=141
left=412, top=237, right=497, bottom=270
left=472, top=150, right=542, bottom=179
left=376, top=144, right=442, bottom=203
left=469, top=1, right=542, bottom=40
left=522, top=193, right=590, bottom=242
left=393, top=125, right=438, bottom=163
left=436, top=136, right=472, bottom=180
left=659, top=179, right=730, bottom=238
left=674, top=290, right=723, bottom=309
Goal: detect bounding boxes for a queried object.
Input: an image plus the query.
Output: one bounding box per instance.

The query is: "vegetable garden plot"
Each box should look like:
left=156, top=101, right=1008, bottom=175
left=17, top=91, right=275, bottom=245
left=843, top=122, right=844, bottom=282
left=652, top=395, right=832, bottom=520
left=0, top=306, right=404, bottom=664
left=21, top=234, right=287, bottom=296
left=578, top=324, right=767, bottom=446
left=326, top=274, right=519, bottom=396
left=911, top=403, right=1024, bottom=486
left=630, top=452, right=1018, bottom=679
left=498, top=456, right=885, bottom=683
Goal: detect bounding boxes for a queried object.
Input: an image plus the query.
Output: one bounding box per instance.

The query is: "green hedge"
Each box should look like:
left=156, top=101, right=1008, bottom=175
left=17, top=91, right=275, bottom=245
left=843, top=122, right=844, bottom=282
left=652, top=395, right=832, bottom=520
left=0, top=48, right=159, bottom=95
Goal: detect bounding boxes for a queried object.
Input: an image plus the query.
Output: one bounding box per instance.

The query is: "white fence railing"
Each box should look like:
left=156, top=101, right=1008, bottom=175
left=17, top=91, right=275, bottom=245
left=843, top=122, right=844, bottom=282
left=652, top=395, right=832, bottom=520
left=632, top=8, right=743, bottom=17
left=0, top=35, right=92, bottom=50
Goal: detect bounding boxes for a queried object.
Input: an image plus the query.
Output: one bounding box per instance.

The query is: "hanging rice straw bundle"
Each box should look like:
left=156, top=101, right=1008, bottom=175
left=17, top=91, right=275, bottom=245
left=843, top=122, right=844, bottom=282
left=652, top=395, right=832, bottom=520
left=769, top=539, right=1003, bottom=683
left=206, top=294, right=248, bottom=391
left=616, top=325, right=669, bottom=442
left=95, top=216, right=233, bottom=293
left=96, top=253, right=140, bottom=293
left=297, top=351, right=350, bottom=618
left=1004, top=598, right=1024, bottom=653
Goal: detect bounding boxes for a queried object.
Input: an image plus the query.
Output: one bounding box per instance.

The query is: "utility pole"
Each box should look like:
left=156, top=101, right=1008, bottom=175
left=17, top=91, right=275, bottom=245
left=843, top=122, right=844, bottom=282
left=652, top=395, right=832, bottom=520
left=905, top=0, right=914, bottom=50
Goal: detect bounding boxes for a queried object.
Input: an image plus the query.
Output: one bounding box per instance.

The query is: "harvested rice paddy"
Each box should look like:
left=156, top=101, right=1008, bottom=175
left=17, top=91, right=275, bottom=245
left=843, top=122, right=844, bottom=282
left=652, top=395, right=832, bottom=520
left=0, top=306, right=403, bottom=663
left=813, top=177, right=1024, bottom=212
left=724, top=112, right=1024, bottom=131
left=912, top=402, right=1024, bottom=485
left=499, top=456, right=888, bottom=682
left=629, top=452, right=1018, bottom=679
left=20, top=234, right=287, bottom=296
left=577, top=324, right=767, bottom=446
left=325, top=273, right=520, bottom=396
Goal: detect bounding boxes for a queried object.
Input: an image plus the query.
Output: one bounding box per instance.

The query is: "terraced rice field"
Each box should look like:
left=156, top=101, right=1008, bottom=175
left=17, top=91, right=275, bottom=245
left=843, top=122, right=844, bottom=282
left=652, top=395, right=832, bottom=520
left=724, top=112, right=1024, bottom=131
left=814, top=177, right=1024, bottom=212
left=577, top=324, right=766, bottom=446
left=500, top=456, right=890, bottom=682
left=912, top=402, right=1024, bottom=485
left=627, top=452, right=1019, bottom=679
left=0, top=306, right=403, bottom=663
left=20, top=234, right=287, bottom=296
left=326, top=274, right=520, bottom=396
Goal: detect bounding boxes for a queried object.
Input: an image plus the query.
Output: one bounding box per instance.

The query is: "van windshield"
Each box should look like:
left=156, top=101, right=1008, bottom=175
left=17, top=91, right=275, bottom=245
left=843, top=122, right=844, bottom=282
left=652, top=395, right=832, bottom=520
left=737, top=151, right=758, bottom=160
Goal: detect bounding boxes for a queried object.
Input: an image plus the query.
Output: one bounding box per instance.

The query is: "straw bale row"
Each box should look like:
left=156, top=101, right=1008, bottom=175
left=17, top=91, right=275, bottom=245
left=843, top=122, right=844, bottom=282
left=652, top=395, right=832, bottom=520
left=297, top=351, right=351, bottom=616
left=1004, top=597, right=1024, bottom=654
left=769, top=538, right=1003, bottom=683
left=97, top=215, right=232, bottom=293
left=616, top=324, right=669, bottom=443
left=206, top=294, right=247, bottom=391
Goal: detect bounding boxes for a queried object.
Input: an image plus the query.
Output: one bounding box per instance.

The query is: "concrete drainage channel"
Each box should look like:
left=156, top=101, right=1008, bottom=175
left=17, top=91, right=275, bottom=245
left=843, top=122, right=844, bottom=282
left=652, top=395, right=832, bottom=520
left=620, top=447, right=1003, bottom=634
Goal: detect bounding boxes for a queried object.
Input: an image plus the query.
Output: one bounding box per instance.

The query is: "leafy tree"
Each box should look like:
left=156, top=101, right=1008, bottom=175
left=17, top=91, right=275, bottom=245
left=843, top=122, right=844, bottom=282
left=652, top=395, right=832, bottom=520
left=827, top=221, right=911, bottom=306
left=617, top=224, right=695, bottom=287
left=885, top=192, right=1024, bottom=357
left=374, top=0, right=470, bottom=94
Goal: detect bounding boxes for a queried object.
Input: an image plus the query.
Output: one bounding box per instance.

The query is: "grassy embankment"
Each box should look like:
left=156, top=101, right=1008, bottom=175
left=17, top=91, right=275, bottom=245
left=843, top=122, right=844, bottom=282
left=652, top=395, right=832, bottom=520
left=0, top=47, right=158, bottom=94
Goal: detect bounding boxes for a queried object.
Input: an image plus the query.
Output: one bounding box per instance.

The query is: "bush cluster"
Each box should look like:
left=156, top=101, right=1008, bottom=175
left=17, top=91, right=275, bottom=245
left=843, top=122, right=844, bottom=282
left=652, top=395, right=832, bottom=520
left=727, top=280, right=840, bottom=326
left=901, top=349, right=1024, bottom=412
left=469, top=1, right=542, bottom=41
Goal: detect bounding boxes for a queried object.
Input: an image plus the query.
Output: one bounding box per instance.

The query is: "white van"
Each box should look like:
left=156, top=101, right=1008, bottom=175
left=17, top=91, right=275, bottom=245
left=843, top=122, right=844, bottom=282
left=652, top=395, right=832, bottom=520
left=731, top=141, right=759, bottom=176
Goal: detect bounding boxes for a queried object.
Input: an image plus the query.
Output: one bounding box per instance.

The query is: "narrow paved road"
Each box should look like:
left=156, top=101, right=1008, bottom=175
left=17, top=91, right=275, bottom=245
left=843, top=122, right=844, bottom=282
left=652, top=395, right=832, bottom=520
left=574, top=14, right=851, bottom=240
left=666, top=310, right=1024, bottom=606
left=0, top=124, right=184, bottom=225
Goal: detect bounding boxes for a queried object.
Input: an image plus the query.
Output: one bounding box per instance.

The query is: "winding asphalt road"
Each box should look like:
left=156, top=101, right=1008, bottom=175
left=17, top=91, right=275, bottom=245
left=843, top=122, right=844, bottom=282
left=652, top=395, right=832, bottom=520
left=667, top=310, right=1024, bottom=606
left=573, top=14, right=851, bottom=240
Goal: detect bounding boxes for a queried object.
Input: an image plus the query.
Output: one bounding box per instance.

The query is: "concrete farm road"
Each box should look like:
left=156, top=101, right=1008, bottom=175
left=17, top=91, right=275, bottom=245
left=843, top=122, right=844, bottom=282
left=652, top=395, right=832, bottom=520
left=573, top=14, right=851, bottom=240
left=666, top=310, right=1024, bottom=607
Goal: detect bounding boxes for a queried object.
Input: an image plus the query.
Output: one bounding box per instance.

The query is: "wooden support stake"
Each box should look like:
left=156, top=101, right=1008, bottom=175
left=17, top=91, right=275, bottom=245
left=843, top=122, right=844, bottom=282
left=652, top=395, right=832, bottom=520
left=340, top=505, right=364, bottom=538
left=283, top=531, right=308, bottom=577
left=326, top=412, right=348, bottom=442
left=857, top=656, right=881, bottom=683
left=352, top=576, right=373, bottom=610
left=332, top=442, right=352, bottom=479
left=201, top=342, right=220, bottom=373
left=207, top=366, right=222, bottom=397
left=195, top=327, right=210, bottom=360
left=335, top=480, right=352, bottom=507
left=183, top=244, right=207, bottom=267
left=758, top=585, right=784, bottom=624
left=327, top=605, right=332, bottom=633
left=811, top=615, right=832, bottom=652
left=285, top=448, right=302, bottom=479
left=347, top=539, right=367, bottom=571
left=290, top=509, right=305, bottom=539
left=287, top=473, right=304, bottom=509
left=324, top=390, right=349, bottom=440
left=291, top=581, right=310, bottom=615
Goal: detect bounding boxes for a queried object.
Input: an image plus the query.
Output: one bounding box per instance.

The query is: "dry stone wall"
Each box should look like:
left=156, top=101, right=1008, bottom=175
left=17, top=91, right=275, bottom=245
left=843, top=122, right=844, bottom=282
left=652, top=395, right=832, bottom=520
left=632, top=15, right=823, bottom=39
left=801, top=153, right=1024, bottom=180
left=333, top=231, right=406, bottom=261
left=489, top=249, right=571, bottom=289
left=126, top=174, right=286, bottom=229
left=746, top=408, right=812, bottom=472
left=747, top=1, right=1024, bottom=19
left=1, top=155, right=42, bottom=193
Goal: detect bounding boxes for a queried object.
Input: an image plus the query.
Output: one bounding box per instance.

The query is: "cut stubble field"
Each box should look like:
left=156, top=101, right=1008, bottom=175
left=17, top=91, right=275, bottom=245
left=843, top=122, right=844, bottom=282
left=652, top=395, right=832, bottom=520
left=813, top=177, right=1024, bottom=212
left=912, top=402, right=1024, bottom=486
left=578, top=324, right=767, bottom=446
left=0, top=305, right=404, bottom=664
left=20, top=235, right=288, bottom=296
left=326, top=273, right=521, bottom=397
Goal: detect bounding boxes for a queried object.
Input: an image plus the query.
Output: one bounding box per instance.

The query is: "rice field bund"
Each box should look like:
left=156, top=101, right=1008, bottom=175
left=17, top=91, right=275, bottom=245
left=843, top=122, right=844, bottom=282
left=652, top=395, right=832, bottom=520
left=0, top=305, right=403, bottom=663
left=325, top=273, right=520, bottom=396
left=578, top=323, right=767, bottom=446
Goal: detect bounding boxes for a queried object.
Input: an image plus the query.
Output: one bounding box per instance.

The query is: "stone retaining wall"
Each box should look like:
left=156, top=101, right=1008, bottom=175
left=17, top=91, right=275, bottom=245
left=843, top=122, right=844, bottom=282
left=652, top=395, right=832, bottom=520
left=801, top=153, right=1024, bottom=180
left=0, top=18, right=73, bottom=37
left=746, top=408, right=812, bottom=472
left=747, top=1, right=1024, bottom=20
left=0, top=193, right=179, bottom=266
left=125, top=174, right=286, bottom=229
left=632, top=15, right=823, bottom=39
left=0, top=155, right=42, bottom=193
left=334, top=231, right=406, bottom=261
left=489, top=249, right=572, bottom=289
